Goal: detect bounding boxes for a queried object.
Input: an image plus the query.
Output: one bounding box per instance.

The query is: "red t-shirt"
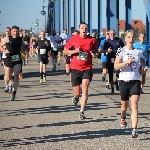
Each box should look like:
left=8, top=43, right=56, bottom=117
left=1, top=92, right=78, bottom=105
left=65, top=35, right=98, bottom=71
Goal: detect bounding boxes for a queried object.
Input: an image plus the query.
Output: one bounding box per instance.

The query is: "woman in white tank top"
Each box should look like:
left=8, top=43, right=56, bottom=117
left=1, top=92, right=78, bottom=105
left=114, top=30, right=146, bottom=138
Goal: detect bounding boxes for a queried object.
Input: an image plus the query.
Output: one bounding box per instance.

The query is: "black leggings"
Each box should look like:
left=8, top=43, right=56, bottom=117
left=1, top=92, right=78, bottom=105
left=107, top=63, right=114, bottom=83
left=20, top=64, right=22, bottom=73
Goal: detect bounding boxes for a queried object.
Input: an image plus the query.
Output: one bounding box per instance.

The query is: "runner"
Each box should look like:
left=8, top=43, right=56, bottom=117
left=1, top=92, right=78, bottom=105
left=64, top=30, right=78, bottom=83
left=1, top=27, right=13, bottom=92
left=22, top=30, right=30, bottom=65
left=30, top=34, right=37, bottom=57
left=0, top=26, right=22, bottom=101
left=133, top=32, right=150, bottom=94
left=60, top=29, right=68, bottom=52
left=45, top=31, right=50, bottom=40
left=115, top=30, right=145, bottom=138
left=100, top=29, right=124, bottom=94
left=64, top=22, right=98, bottom=120
left=36, top=31, right=51, bottom=83
left=98, top=31, right=110, bottom=89
left=0, top=35, right=4, bottom=66
left=50, top=30, right=62, bottom=71
left=56, top=31, right=62, bottom=66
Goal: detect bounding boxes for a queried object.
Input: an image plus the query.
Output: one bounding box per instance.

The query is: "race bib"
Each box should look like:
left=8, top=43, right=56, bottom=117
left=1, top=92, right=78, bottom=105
left=77, top=51, right=88, bottom=61
left=11, top=55, right=20, bottom=62
left=33, top=42, right=35, bottom=45
left=24, top=41, right=28, bottom=45
left=111, top=58, right=115, bottom=63
left=40, top=49, right=46, bottom=54
left=53, top=47, right=58, bottom=51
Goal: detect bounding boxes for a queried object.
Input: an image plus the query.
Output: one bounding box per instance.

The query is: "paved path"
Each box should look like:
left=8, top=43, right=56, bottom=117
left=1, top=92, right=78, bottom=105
left=0, top=58, right=150, bottom=150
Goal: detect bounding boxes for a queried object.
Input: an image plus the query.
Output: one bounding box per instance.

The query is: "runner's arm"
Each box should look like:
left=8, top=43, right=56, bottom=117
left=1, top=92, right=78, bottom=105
left=63, top=37, right=78, bottom=55
left=0, top=38, right=8, bottom=52
left=140, top=58, right=146, bottom=67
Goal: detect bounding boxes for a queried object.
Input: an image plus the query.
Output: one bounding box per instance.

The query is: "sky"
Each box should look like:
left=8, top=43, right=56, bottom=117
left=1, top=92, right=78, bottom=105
left=0, top=0, right=49, bottom=33
left=0, top=0, right=147, bottom=33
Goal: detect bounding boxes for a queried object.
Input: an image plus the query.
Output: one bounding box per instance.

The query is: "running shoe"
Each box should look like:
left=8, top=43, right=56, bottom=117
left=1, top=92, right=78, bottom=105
left=111, top=87, right=114, bottom=94
left=140, top=88, right=144, bottom=94
left=79, top=112, right=86, bottom=120
left=40, top=79, right=43, bottom=84
left=72, top=96, right=79, bottom=105
left=10, top=95, right=15, bottom=101
left=121, top=117, right=127, bottom=128
left=4, top=87, right=9, bottom=92
left=8, top=84, right=12, bottom=93
left=102, top=75, right=106, bottom=82
left=43, top=77, right=46, bottom=83
left=52, top=65, right=56, bottom=71
left=132, top=129, right=138, bottom=138
left=19, top=74, right=23, bottom=80
left=106, top=84, right=110, bottom=89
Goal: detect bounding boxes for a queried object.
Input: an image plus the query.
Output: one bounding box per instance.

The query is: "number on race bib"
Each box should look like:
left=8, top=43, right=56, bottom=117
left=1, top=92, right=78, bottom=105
left=24, top=41, right=28, bottom=45
left=40, top=49, right=46, bottom=54
left=33, top=42, right=35, bottom=45
left=111, top=58, right=115, bottom=63
left=77, top=51, right=88, bottom=61
left=11, top=55, right=20, bottom=62
left=53, top=47, right=58, bottom=51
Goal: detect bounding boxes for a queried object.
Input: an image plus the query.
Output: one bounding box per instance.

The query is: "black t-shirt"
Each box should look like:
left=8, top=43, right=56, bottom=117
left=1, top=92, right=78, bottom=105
left=6, top=36, right=22, bottom=56
left=103, top=37, right=124, bottom=63
left=36, top=38, right=51, bottom=56
left=22, top=35, right=30, bottom=48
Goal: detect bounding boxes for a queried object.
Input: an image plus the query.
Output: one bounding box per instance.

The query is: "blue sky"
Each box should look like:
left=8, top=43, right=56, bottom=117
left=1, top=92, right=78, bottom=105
left=0, top=0, right=147, bottom=33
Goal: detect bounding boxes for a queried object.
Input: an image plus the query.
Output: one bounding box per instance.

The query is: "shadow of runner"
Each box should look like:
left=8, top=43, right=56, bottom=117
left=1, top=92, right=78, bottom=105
left=0, top=118, right=116, bottom=131
left=1, top=128, right=143, bottom=148
left=0, top=102, right=121, bottom=117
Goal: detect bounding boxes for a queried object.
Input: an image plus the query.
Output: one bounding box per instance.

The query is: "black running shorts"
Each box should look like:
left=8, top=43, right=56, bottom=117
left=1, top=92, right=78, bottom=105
left=38, top=55, right=49, bottom=64
left=4, top=56, right=22, bottom=68
left=102, top=62, right=108, bottom=69
left=71, top=69, right=93, bottom=87
left=119, top=80, right=141, bottom=100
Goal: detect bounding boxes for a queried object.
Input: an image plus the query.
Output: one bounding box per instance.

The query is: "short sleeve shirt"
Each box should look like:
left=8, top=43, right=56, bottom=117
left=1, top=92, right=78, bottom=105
left=103, top=37, right=124, bottom=63
left=65, top=35, right=98, bottom=71
left=133, top=42, right=149, bottom=60
left=116, top=47, right=144, bottom=80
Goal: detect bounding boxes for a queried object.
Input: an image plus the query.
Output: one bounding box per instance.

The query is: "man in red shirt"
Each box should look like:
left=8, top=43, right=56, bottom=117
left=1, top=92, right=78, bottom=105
left=64, top=22, right=98, bottom=120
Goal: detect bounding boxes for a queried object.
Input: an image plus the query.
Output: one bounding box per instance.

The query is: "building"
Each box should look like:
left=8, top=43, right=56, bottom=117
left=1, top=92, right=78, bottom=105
left=47, top=0, right=150, bottom=44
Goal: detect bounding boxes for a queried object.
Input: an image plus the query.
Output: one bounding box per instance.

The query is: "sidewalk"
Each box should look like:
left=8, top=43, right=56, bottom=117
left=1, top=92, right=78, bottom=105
left=0, top=58, right=150, bottom=150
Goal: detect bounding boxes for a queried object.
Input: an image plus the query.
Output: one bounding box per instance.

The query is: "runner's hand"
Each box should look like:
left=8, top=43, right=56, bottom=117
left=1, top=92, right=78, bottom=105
left=74, top=48, right=80, bottom=54
left=4, top=50, right=10, bottom=56
left=139, top=67, right=146, bottom=75
left=126, top=56, right=134, bottom=65
left=45, top=41, right=48, bottom=45
left=90, top=51, right=97, bottom=58
left=107, top=47, right=113, bottom=53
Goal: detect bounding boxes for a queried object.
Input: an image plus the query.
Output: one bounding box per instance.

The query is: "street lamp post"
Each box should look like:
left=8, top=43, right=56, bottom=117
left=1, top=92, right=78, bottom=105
left=35, top=19, right=45, bottom=32
left=41, top=6, right=47, bottom=31
left=41, top=0, right=55, bottom=32
left=30, top=21, right=39, bottom=35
